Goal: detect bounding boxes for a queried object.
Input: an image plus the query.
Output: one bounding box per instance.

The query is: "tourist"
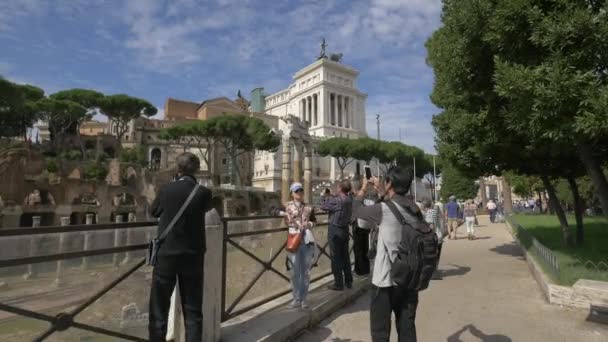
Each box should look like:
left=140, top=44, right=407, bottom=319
left=282, top=182, right=316, bottom=309
left=464, top=200, right=478, bottom=240
left=351, top=188, right=370, bottom=276
left=445, top=195, right=461, bottom=239
left=352, top=166, right=422, bottom=342
left=487, top=199, right=497, bottom=223
left=423, top=199, right=444, bottom=280
left=320, top=180, right=354, bottom=291
left=148, top=153, right=213, bottom=342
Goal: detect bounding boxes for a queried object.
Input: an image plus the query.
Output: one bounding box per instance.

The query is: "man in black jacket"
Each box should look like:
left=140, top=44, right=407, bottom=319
left=148, top=153, right=212, bottom=342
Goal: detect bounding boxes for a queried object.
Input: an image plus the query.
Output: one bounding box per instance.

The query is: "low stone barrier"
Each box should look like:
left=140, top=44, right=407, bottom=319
left=504, top=219, right=608, bottom=311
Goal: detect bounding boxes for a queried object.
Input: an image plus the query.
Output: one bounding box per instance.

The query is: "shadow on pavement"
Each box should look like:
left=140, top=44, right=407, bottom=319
left=447, top=324, right=512, bottom=342
left=489, top=242, right=525, bottom=259
left=439, top=264, right=471, bottom=278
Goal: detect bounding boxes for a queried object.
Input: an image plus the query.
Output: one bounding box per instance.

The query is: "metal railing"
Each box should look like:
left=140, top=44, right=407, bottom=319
left=0, top=214, right=356, bottom=340
left=506, top=216, right=560, bottom=279
left=220, top=213, right=354, bottom=322
left=0, top=221, right=156, bottom=342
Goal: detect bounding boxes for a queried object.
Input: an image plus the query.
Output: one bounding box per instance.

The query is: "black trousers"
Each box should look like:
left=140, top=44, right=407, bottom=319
left=352, top=224, right=370, bottom=276
left=329, top=226, right=353, bottom=288
left=149, top=254, right=204, bottom=342
left=370, top=285, right=419, bottom=342
left=489, top=209, right=496, bottom=222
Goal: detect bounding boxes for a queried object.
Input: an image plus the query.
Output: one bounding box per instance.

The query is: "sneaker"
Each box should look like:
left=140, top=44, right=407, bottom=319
left=287, top=300, right=300, bottom=309
left=301, top=301, right=309, bottom=309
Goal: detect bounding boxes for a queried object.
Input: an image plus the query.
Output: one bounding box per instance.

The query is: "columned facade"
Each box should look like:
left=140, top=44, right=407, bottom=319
left=255, top=58, right=369, bottom=191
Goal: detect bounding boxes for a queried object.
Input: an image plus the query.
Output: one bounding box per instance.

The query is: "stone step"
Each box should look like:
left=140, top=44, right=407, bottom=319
left=573, top=279, right=608, bottom=304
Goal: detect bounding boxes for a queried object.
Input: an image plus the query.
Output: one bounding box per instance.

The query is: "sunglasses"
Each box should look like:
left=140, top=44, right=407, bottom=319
left=294, top=189, right=304, bottom=193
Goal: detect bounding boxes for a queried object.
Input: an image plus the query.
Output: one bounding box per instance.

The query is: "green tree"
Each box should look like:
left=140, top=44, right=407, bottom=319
left=206, top=115, right=280, bottom=186
left=160, top=121, right=216, bottom=184
left=317, top=137, right=355, bottom=179
left=440, top=163, right=479, bottom=201
left=426, top=0, right=604, bottom=246
left=99, top=94, right=157, bottom=147
left=349, top=137, right=378, bottom=165
left=50, top=89, right=105, bottom=156
left=0, top=77, right=44, bottom=140
left=36, top=98, right=87, bottom=152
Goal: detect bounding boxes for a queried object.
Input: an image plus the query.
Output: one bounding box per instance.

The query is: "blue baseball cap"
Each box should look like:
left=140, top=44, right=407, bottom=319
left=290, top=182, right=303, bottom=193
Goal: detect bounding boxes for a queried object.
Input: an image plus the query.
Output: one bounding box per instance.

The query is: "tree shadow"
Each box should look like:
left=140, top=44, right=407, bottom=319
left=447, top=324, right=512, bottom=342
left=439, top=264, right=471, bottom=278
left=489, top=242, right=525, bottom=260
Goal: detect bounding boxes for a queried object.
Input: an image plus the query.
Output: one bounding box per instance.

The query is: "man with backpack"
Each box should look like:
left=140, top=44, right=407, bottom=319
left=353, top=166, right=438, bottom=342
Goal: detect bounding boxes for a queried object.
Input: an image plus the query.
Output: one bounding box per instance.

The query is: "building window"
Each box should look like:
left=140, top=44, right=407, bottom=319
left=125, top=135, right=129, bottom=140
left=222, top=159, right=227, bottom=165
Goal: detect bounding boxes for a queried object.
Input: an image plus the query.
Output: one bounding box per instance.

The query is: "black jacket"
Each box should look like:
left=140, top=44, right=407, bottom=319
left=150, top=175, right=212, bottom=257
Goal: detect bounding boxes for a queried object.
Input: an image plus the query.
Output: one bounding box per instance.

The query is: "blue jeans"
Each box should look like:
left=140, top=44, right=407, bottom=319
left=289, top=243, right=314, bottom=302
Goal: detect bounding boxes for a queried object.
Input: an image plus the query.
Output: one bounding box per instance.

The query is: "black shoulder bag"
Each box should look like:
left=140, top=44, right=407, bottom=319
left=146, top=183, right=201, bottom=266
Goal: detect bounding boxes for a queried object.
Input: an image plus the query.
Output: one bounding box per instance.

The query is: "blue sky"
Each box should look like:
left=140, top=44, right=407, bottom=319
left=0, top=0, right=442, bottom=152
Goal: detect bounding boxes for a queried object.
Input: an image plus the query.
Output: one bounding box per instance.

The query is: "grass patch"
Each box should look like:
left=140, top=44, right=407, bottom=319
left=512, top=214, right=608, bottom=286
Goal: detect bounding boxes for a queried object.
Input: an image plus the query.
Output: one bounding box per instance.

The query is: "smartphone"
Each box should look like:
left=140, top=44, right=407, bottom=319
left=364, top=165, right=372, bottom=180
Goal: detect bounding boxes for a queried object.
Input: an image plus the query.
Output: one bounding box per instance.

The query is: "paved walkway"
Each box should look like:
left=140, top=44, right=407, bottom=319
left=297, top=216, right=608, bottom=342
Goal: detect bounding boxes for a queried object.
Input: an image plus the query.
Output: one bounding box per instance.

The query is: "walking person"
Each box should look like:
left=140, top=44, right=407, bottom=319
left=422, top=200, right=444, bottom=280
left=320, top=180, right=354, bottom=291
left=148, top=153, right=212, bottom=342
left=464, top=200, right=478, bottom=240
left=445, top=196, right=461, bottom=239
left=432, top=198, right=446, bottom=279
left=353, top=166, right=426, bottom=342
left=487, top=199, right=497, bottom=223
left=282, top=182, right=316, bottom=309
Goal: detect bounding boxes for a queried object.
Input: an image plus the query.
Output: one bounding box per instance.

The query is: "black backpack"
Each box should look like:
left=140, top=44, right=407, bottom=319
left=385, top=200, right=439, bottom=291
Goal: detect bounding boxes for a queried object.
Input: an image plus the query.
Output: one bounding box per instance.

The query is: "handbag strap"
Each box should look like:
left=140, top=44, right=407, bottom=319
left=158, top=183, right=201, bottom=242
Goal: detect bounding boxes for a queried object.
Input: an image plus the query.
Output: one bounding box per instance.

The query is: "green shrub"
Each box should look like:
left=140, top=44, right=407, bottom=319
left=84, top=162, right=108, bottom=181
left=46, top=159, right=59, bottom=173
left=119, top=147, right=147, bottom=167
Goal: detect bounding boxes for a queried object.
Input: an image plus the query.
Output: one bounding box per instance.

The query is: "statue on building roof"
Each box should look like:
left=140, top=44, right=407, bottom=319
left=235, top=89, right=250, bottom=112
left=318, top=37, right=327, bottom=60
left=330, top=53, right=343, bottom=63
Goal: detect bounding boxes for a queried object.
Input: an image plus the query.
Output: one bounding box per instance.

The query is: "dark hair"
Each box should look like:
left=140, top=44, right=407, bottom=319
left=339, top=180, right=352, bottom=194
left=176, top=152, right=200, bottom=175
left=422, top=199, right=432, bottom=209
left=385, top=165, right=413, bottom=196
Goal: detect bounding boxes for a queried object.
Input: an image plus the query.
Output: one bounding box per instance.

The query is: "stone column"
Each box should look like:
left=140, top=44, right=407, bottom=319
left=303, top=143, right=313, bottom=204
left=122, top=212, right=136, bottom=264
left=281, top=136, right=292, bottom=204
left=344, top=96, right=349, bottom=128
left=112, top=214, right=123, bottom=267
left=81, top=214, right=94, bottom=270
left=54, top=216, right=70, bottom=287
left=314, top=94, right=318, bottom=126
left=334, top=93, right=339, bottom=126
left=293, top=139, right=302, bottom=184
left=23, top=216, right=41, bottom=280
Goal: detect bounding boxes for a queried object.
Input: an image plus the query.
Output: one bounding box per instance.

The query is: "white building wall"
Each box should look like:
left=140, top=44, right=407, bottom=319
left=253, top=59, right=368, bottom=191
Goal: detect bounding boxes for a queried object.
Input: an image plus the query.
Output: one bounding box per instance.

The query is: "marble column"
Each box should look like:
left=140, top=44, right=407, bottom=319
left=343, top=96, right=348, bottom=128
left=314, top=94, right=318, bottom=126
left=303, top=142, right=313, bottom=204
left=112, top=214, right=123, bottom=267
left=54, top=216, right=70, bottom=287
left=23, top=216, right=41, bottom=280
left=333, top=93, right=338, bottom=126
left=293, top=139, right=301, bottom=184
left=281, top=136, right=292, bottom=204
left=81, top=213, right=94, bottom=270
